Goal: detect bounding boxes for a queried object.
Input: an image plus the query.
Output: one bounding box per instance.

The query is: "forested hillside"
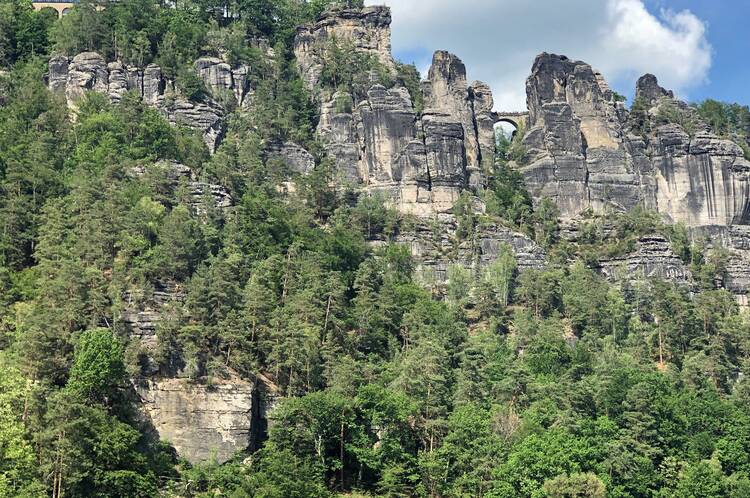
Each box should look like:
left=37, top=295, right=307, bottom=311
left=2, top=1, right=750, bottom=497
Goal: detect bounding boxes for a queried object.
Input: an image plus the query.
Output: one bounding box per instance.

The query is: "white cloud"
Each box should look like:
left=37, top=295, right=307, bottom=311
left=366, top=0, right=712, bottom=111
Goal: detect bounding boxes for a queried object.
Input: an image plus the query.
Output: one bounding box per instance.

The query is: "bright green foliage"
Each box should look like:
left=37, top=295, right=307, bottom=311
left=0, top=0, right=56, bottom=66
left=66, top=328, right=126, bottom=402
left=1, top=2, right=750, bottom=497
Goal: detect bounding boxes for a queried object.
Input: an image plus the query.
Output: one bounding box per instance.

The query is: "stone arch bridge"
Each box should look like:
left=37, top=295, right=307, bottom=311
left=493, top=111, right=529, bottom=131
left=32, top=0, right=87, bottom=17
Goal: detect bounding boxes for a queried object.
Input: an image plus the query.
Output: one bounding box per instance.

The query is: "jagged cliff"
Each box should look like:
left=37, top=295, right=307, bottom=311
left=48, top=51, right=255, bottom=152
left=520, top=53, right=750, bottom=229
left=296, top=7, right=498, bottom=216
left=43, top=5, right=750, bottom=466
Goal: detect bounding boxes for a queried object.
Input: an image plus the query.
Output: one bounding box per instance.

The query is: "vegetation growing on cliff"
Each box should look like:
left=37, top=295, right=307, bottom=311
left=2, top=1, right=750, bottom=498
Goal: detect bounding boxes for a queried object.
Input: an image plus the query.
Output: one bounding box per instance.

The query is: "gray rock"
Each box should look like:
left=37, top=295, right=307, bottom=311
left=520, top=53, right=750, bottom=228
left=48, top=55, right=69, bottom=93
left=107, top=61, right=128, bottom=103
left=294, top=5, right=395, bottom=93
left=635, top=73, right=674, bottom=105
left=194, top=57, right=251, bottom=106
left=162, top=97, right=226, bottom=153
left=142, top=64, right=164, bottom=106
left=266, top=141, right=315, bottom=175
left=135, top=377, right=257, bottom=464
left=597, top=235, right=691, bottom=285
left=424, top=51, right=483, bottom=180
left=47, top=53, right=229, bottom=153
left=394, top=216, right=546, bottom=284
left=65, top=52, right=109, bottom=107
left=129, top=160, right=232, bottom=212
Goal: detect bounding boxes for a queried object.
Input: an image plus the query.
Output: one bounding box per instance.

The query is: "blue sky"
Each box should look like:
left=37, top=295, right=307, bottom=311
left=369, top=0, right=748, bottom=110
left=644, top=0, right=750, bottom=105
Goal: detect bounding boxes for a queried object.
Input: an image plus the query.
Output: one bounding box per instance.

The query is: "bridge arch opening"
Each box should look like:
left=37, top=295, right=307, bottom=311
left=494, top=119, right=519, bottom=143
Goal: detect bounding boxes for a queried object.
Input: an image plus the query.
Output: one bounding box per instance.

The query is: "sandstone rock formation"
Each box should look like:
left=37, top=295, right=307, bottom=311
left=394, top=216, right=547, bottom=284
left=194, top=57, right=252, bottom=106
left=294, top=6, right=395, bottom=93
left=296, top=7, right=507, bottom=216
left=122, top=280, right=185, bottom=358
left=266, top=141, right=316, bottom=176
left=129, top=160, right=232, bottom=212
left=135, top=376, right=258, bottom=464
left=520, top=53, right=750, bottom=230
left=521, top=53, right=642, bottom=218
left=596, top=235, right=692, bottom=286
left=47, top=52, right=251, bottom=153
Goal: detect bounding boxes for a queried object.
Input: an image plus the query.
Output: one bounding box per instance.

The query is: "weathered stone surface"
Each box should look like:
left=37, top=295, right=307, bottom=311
left=162, top=97, right=226, bottom=153
left=64, top=52, right=109, bottom=108
left=470, top=80, right=498, bottom=182
left=294, top=6, right=395, bottom=93
left=120, top=281, right=185, bottom=358
left=48, top=55, right=69, bottom=93
left=194, top=57, right=251, bottom=106
left=130, top=160, right=232, bottom=211
left=266, top=141, right=315, bottom=175
left=394, top=216, right=546, bottom=284
left=522, top=53, right=642, bottom=218
left=520, top=53, right=750, bottom=229
left=635, top=73, right=674, bottom=105
left=135, top=377, right=257, bottom=464
left=107, top=61, right=129, bottom=103
left=356, top=85, right=422, bottom=184
left=142, top=64, right=164, bottom=105
left=48, top=53, right=228, bottom=153
left=424, top=51, right=482, bottom=179
left=597, top=235, right=691, bottom=285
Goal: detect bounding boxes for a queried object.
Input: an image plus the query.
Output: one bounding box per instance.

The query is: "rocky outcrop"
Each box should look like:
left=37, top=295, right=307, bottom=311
left=635, top=73, right=674, bottom=105
left=522, top=53, right=642, bottom=218
left=122, top=280, right=185, bottom=355
left=297, top=7, right=499, bottom=216
left=394, top=216, right=547, bottom=283
left=423, top=51, right=482, bottom=185
left=56, top=52, right=109, bottom=108
left=162, top=98, right=226, bottom=154
left=135, top=376, right=258, bottom=464
left=266, top=141, right=315, bottom=175
left=129, top=160, right=232, bottom=212
left=520, top=53, right=750, bottom=230
left=194, top=57, right=251, bottom=106
left=596, top=235, right=691, bottom=286
left=723, top=226, right=750, bottom=307
left=47, top=53, right=242, bottom=153
left=294, top=6, right=395, bottom=93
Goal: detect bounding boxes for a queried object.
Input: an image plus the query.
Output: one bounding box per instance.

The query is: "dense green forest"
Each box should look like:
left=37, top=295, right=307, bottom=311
left=2, top=0, right=750, bottom=497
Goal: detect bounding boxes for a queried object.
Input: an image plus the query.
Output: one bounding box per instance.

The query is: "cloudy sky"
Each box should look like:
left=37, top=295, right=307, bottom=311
left=365, top=0, right=750, bottom=111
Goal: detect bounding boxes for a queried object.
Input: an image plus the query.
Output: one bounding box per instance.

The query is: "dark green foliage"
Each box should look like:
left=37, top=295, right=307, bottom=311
left=2, top=3, right=750, bottom=497
left=0, top=0, right=56, bottom=66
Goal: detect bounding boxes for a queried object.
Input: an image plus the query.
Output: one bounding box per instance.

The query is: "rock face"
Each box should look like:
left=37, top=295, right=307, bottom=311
left=266, top=141, right=316, bottom=175
left=522, top=53, right=642, bottom=218
left=47, top=52, right=251, bottom=153
left=597, top=236, right=691, bottom=286
left=294, top=6, right=395, bottom=92
left=635, top=73, right=674, bottom=105
left=129, top=160, right=232, bottom=212
left=136, top=377, right=258, bottom=464
left=423, top=51, right=482, bottom=183
left=194, top=57, right=251, bottom=106
left=394, top=216, right=547, bottom=284
left=299, top=8, right=502, bottom=216
left=122, top=280, right=185, bottom=364
left=520, top=53, right=750, bottom=229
